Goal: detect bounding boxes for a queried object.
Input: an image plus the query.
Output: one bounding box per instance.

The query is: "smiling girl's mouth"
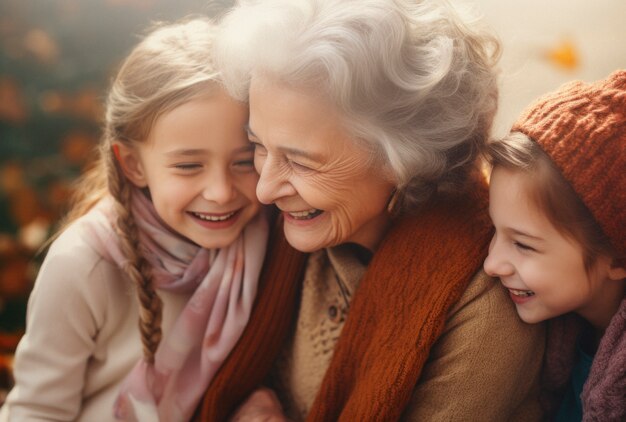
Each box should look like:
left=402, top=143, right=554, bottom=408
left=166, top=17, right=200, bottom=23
left=509, top=288, right=535, bottom=298
left=189, top=210, right=237, bottom=221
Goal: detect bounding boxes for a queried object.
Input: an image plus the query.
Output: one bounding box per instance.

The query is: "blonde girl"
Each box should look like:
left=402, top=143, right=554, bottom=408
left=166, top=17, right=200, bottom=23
left=484, top=70, right=626, bottom=421
left=0, top=18, right=267, bottom=422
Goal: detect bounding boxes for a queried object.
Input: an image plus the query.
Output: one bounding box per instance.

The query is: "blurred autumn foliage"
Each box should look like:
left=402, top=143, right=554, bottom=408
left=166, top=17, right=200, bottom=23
left=0, top=0, right=228, bottom=395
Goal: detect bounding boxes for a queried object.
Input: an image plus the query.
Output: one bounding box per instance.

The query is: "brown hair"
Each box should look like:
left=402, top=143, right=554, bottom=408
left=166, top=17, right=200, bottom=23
left=61, top=17, right=220, bottom=363
left=485, top=132, right=619, bottom=271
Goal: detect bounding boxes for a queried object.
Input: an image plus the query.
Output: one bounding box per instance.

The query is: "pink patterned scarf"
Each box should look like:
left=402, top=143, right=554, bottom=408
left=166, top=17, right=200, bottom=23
left=80, top=189, right=268, bottom=422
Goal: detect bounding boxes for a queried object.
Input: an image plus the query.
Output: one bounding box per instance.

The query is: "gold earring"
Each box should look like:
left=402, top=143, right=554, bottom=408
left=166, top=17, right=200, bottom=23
left=387, top=188, right=400, bottom=215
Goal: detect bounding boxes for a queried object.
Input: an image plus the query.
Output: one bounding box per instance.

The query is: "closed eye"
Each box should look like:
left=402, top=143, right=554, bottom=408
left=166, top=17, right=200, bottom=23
left=234, top=159, right=254, bottom=167
left=172, top=163, right=201, bottom=171
left=233, top=158, right=256, bottom=172
left=288, top=159, right=314, bottom=172
left=514, top=241, right=536, bottom=252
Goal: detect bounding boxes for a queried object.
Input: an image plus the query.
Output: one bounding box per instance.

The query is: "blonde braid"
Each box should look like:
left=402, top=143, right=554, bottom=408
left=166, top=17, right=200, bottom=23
left=91, top=17, right=218, bottom=363
left=106, top=151, right=163, bottom=362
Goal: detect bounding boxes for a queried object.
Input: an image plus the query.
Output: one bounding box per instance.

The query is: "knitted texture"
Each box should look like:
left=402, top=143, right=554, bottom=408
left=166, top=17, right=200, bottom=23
left=272, top=246, right=363, bottom=420
left=307, top=182, right=492, bottom=421
left=196, top=216, right=307, bottom=421
left=581, top=297, right=626, bottom=421
left=512, top=70, right=626, bottom=257
left=195, top=176, right=493, bottom=421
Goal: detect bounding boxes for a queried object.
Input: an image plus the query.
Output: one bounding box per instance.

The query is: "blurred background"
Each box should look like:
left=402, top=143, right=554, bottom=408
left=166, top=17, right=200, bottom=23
left=0, top=0, right=227, bottom=399
left=0, top=0, right=625, bottom=400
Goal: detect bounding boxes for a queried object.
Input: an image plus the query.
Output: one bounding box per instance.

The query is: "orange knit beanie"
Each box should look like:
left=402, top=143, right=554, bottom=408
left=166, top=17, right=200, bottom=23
left=512, top=70, right=626, bottom=257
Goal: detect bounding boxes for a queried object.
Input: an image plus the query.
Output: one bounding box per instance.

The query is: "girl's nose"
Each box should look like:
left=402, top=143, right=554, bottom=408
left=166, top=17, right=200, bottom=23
left=203, top=170, right=236, bottom=205
left=483, top=235, right=515, bottom=278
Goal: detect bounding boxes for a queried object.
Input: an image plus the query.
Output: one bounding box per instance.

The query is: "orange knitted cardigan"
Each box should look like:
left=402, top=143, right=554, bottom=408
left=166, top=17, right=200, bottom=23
left=195, top=180, right=493, bottom=421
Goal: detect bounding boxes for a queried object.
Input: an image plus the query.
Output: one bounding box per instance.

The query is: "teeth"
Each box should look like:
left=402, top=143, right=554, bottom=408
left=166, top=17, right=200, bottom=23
left=193, top=211, right=235, bottom=221
left=509, top=289, right=535, bottom=297
left=288, top=209, right=321, bottom=219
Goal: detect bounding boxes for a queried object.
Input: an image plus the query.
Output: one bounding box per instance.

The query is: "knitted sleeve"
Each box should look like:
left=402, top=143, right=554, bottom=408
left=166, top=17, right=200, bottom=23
left=401, top=271, right=546, bottom=422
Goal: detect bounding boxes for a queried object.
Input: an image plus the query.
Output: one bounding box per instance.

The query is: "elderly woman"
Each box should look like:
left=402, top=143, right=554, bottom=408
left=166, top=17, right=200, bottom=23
left=195, top=0, right=545, bottom=421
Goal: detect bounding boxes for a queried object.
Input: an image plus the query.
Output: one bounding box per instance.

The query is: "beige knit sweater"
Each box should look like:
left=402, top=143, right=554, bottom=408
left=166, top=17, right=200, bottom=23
left=271, top=244, right=545, bottom=422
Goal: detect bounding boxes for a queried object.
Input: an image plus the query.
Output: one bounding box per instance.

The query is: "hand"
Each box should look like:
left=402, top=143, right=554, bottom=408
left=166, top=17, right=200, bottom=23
left=230, top=387, right=290, bottom=422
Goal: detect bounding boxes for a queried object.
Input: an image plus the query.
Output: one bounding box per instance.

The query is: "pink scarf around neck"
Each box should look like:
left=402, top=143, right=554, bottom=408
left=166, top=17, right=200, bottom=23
left=81, top=189, right=268, bottom=422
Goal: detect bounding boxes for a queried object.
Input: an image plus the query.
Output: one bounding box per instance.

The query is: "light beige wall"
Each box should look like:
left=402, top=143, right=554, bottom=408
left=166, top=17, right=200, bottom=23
left=471, top=0, right=626, bottom=137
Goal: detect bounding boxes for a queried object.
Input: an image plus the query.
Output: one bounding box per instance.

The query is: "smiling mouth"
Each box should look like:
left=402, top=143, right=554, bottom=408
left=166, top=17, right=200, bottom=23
left=508, top=288, right=535, bottom=298
left=286, top=208, right=323, bottom=220
left=189, top=210, right=238, bottom=222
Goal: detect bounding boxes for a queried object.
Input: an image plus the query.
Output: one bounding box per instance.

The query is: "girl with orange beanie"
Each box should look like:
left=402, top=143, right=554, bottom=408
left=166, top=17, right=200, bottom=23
left=484, top=70, right=626, bottom=421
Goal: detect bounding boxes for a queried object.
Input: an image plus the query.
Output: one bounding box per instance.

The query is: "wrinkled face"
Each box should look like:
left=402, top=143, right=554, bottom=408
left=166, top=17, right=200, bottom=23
left=122, top=88, right=260, bottom=249
left=484, top=166, right=618, bottom=325
left=248, top=79, right=395, bottom=252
